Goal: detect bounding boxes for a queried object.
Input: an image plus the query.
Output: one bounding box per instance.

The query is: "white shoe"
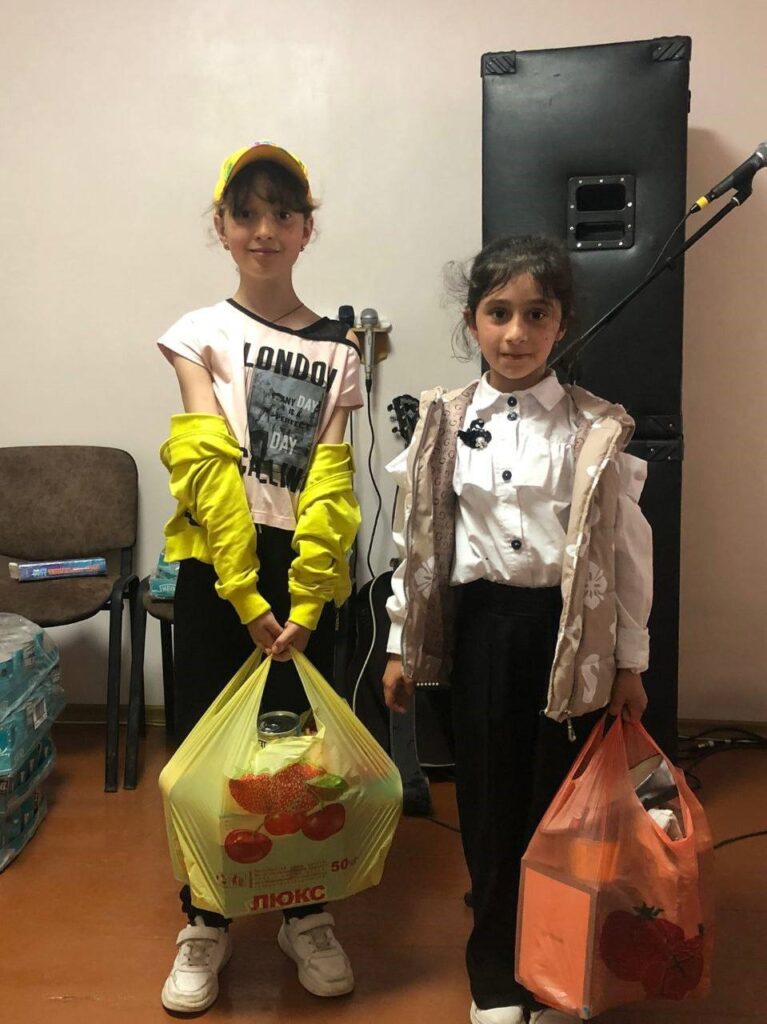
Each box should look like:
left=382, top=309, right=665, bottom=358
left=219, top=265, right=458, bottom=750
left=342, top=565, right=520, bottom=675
left=470, top=1001, right=525, bottom=1024
left=161, top=916, right=232, bottom=1013
left=530, top=1009, right=576, bottom=1022
left=278, top=911, right=354, bottom=997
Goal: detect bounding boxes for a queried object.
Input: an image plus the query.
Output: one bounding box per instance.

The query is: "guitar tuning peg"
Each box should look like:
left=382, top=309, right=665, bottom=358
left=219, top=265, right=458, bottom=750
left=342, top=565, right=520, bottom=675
left=387, top=403, right=393, bottom=411
left=391, top=427, right=399, bottom=434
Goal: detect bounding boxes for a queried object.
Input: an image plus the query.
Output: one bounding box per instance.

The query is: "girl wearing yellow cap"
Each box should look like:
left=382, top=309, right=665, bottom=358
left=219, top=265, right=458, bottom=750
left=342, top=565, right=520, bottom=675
left=157, top=142, right=362, bottom=1014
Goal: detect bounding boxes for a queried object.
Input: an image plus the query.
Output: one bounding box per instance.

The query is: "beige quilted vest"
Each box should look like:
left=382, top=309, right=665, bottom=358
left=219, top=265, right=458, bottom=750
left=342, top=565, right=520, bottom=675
left=398, top=380, right=635, bottom=724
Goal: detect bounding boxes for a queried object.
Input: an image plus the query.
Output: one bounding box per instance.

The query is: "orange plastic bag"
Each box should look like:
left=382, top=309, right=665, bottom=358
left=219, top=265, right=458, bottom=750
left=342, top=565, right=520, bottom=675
left=516, top=716, right=713, bottom=1019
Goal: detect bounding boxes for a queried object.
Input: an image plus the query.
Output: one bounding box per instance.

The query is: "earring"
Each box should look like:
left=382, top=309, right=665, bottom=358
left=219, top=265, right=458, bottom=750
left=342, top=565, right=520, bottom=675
left=223, top=241, right=230, bottom=250
left=300, top=245, right=306, bottom=252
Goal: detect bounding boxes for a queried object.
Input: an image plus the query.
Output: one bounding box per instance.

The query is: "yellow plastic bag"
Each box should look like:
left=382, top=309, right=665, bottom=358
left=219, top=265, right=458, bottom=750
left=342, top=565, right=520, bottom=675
left=159, top=649, right=403, bottom=918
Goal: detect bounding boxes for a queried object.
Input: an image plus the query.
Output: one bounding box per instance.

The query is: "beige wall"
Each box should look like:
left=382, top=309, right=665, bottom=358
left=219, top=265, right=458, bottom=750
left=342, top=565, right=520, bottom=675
left=1, top=0, right=765, bottom=722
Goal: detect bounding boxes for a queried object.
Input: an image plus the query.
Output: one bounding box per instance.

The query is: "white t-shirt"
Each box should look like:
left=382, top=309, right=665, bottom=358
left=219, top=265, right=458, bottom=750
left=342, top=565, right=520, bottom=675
left=159, top=299, right=363, bottom=530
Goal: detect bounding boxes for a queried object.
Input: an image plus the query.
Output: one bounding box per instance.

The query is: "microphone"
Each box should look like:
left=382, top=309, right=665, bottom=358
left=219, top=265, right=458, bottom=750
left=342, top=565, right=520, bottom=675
left=337, top=304, right=355, bottom=328
left=690, top=142, right=767, bottom=212
left=360, top=307, right=379, bottom=392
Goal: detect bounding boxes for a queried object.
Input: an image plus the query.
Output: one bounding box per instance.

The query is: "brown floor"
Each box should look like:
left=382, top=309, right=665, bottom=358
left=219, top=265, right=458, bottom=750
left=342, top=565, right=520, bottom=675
left=1, top=725, right=765, bottom=1024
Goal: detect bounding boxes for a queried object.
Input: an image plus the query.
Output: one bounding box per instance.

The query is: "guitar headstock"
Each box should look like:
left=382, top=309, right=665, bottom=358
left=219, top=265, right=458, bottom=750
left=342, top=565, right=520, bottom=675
left=387, top=394, right=419, bottom=446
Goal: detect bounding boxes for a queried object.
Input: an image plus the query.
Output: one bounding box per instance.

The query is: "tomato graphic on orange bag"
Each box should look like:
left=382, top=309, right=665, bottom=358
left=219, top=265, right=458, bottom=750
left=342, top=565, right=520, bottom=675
left=600, top=903, right=705, bottom=998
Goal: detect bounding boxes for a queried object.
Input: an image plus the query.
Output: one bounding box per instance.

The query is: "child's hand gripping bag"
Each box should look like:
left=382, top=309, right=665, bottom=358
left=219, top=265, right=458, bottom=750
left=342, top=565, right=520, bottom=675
left=159, top=649, right=403, bottom=918
left=516, top=715, right=713, bottom=1020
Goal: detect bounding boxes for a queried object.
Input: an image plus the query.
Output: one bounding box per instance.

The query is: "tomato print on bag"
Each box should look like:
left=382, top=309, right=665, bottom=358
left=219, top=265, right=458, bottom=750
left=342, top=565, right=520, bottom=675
left=600, top=903, right=706, bottom=998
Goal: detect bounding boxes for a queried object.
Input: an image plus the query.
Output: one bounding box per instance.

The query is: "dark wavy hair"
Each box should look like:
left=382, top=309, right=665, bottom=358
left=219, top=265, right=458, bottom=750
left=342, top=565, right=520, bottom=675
left=449, top=235, right=574, bottom=355
left=215, top=159, right=318, bottom=219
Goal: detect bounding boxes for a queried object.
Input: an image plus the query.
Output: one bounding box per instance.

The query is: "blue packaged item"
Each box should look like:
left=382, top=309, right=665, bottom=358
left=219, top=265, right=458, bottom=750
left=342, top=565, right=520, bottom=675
left=149, top=551, right=179, bottom=600
left=0, top=734, right=56, bottom=815
left=0, top=614, right=60, bottom=716
left=155, top=552, right=180, bottom=580
left=0, top=670, right=65, bottom=775
left=9, top=557, right=107, bottom=581
left=0, top=789, right=48, bottom=872
left=149, top=578, right=176, bottom=600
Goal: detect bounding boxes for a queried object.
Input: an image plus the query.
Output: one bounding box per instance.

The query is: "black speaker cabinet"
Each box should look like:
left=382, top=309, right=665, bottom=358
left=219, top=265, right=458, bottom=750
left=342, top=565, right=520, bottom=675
left=482, top=38, right=691, bottom=754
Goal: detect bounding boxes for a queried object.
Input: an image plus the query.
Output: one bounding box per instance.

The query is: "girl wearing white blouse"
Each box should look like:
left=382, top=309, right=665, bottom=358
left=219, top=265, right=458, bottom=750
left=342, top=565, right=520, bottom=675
left=382, top=236, right=653, bottom=1024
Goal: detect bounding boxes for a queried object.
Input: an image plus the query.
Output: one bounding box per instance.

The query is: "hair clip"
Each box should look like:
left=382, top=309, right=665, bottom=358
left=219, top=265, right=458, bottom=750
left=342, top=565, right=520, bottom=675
left=457, top=418, right=492, bottom=450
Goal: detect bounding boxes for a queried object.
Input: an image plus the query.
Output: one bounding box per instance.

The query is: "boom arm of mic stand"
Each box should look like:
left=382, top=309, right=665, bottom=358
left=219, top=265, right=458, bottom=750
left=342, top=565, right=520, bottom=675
left=549, top=193, right=747, bottom=371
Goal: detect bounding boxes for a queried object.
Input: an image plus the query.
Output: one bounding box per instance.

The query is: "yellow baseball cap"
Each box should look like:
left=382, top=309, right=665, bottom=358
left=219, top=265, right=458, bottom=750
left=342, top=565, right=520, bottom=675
left=213, top=141, right=312, bottom=203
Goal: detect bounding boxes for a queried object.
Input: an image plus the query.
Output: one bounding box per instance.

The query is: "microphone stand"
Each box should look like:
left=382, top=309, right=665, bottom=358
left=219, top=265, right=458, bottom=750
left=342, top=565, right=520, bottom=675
left=550, top=186, right=753, bottom=372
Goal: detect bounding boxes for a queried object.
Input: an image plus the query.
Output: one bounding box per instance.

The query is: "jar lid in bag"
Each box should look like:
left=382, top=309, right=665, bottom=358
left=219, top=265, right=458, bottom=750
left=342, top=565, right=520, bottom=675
left=257, top=710, right=301, bottom=745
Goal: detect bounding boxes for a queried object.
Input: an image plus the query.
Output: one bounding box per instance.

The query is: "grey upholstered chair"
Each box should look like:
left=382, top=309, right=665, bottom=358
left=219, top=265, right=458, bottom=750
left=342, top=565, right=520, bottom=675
left=0, top=445, right=139, bottom=791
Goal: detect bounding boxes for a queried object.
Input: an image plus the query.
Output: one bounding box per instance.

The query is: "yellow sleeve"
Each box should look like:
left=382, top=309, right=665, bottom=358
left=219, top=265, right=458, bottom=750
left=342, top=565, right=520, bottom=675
left=159, top=413, right=271, bottom=625
left=288, top=443, right=361, bottom=630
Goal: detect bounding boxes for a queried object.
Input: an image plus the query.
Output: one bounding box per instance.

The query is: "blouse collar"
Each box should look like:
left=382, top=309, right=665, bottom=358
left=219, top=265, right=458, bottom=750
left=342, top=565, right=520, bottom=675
left=471, top=371, right=566, bottom=417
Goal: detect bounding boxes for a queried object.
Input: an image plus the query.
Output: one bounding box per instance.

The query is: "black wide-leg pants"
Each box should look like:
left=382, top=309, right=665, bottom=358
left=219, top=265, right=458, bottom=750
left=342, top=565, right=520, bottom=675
left=172, top=525, right=336, bottom=927
left=450, top=579, right=603, bottom=1011
left=173, top=526, right=335, bottom=745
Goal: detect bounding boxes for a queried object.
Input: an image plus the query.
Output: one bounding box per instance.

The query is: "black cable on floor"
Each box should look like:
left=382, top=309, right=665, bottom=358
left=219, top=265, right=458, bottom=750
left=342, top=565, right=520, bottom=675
left=679, top=740, right=767, bottom=782
left=714, top=829, right=767, bottom=851
left=679, top=725, right=767, bottom=745
left=677, top=739, right=767, bottom=850
left=414, top=732, right=767, bottom=846
left=676, top=729, right=767, bottom=793
left=420, top=816, right=461, bottom=834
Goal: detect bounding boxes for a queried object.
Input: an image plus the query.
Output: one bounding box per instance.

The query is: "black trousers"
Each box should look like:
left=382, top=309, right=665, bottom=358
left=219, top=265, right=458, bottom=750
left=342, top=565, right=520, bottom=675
left=173, top=526, right=335, bottom=745
left=450, top=580, right=603, bottom=1011
left=172, top=525, right=336, bottom=928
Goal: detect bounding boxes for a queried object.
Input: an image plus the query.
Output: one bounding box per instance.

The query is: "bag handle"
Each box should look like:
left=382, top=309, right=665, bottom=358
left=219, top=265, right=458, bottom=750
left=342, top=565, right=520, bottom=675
left=542, top=713, right=618, bottom=823
left=289, top=648, right=336, bottom=707
left=590, top=716, right=698, bottom=846
left=566, top=711, right=618, bottom=779
left=546, top=714, right=670, bottom=827
left=206, top=647, right=263, bottom=719
left=619, top=717, right=700, bottom=844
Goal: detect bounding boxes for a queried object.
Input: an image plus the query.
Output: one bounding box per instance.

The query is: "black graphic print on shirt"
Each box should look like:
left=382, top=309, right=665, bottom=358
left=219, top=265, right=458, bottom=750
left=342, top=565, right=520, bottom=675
left=245, top=352, right=328, bottom=493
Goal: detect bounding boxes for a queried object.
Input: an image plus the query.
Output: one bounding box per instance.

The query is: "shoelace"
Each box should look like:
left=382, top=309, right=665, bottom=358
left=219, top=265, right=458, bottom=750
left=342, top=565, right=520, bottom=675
left=303, top=926, right=337, bottom=955
left=180, top=938, right=217, bottom=968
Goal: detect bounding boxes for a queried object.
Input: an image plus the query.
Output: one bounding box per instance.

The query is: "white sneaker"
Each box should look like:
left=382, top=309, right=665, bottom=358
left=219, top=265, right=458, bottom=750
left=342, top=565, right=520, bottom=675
left=161, top=916, right=232, bottom=1013
left=470, top=1002, right=525, bottom=1024
left=530, top=1009, right=576, bottom=1022
left=278, top=911, right=354, bottom=997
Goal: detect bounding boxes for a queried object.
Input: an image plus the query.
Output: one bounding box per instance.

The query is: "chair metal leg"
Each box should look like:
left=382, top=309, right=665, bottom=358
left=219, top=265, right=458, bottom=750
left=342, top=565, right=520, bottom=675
left=160, top=619, right=175, bottom=737
left=139, top=674, right=147, bottom=738
left=128, top=574, right=139, bottom=636
left=104, top=586, right=125, bottom=792
left=124, top=579, right=149, bottom=789
left=128, top=577, right=145, bottom=735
